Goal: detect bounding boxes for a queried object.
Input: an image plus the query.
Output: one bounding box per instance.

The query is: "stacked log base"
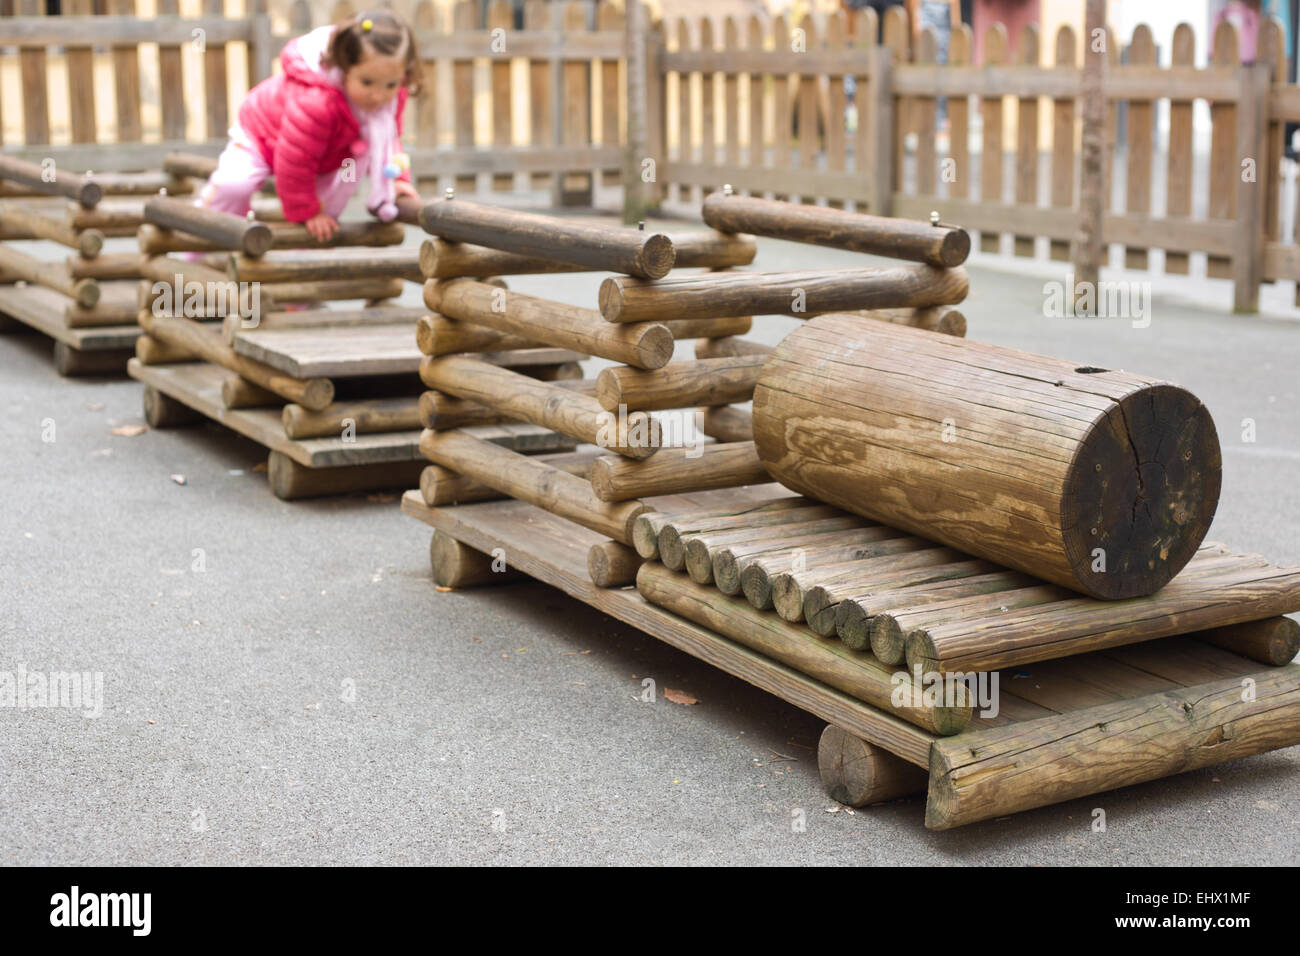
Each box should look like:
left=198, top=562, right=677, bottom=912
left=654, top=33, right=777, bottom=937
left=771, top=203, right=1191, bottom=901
left=129, top=360, right=574, bottom=500
left=401, top=491, right=1300, bottom=829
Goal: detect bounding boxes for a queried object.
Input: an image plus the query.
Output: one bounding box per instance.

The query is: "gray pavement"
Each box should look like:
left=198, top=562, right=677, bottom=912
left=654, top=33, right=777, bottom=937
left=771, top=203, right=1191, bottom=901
left=1, top=218, right=1298, bottom=866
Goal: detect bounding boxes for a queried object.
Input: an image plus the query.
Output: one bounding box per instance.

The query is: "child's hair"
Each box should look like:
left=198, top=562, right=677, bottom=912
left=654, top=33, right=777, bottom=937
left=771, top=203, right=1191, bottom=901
left=324, top=10, right=423, bottom=96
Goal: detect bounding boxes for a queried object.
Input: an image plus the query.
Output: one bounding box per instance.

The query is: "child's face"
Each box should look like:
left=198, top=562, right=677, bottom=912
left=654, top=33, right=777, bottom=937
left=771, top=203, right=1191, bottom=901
left=344, top=48, right=405, bottom=112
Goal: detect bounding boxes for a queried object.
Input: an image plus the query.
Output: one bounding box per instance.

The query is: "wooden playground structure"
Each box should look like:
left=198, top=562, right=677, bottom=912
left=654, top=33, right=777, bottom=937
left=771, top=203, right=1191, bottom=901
left=3, top=4, right=1300, bottom=831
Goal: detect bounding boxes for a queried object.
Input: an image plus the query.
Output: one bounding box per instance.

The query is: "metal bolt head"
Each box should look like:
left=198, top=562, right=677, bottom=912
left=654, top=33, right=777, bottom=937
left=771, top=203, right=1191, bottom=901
left=444, top=187, right=455, bottom=200
left=159, top=187, right=168, bottom=197
left=929, top=210, right=940, bottom=226
left=722, top=183, right=734, bottom=196
left=246, top=210, right=256, bottom=220
left=638, top=221, right=645, bottom=231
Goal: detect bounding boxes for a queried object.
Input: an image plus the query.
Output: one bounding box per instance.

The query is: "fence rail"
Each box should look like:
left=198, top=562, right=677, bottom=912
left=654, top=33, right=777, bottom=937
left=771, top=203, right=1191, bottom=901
left=4, top=3, right=1300, bottom=312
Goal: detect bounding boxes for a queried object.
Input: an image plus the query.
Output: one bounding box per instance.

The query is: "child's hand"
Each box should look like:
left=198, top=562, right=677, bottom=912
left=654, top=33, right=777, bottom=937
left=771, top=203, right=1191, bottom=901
left=305, top=213, right=338, bottom=242
left=394, top=180, right=420, bottom=201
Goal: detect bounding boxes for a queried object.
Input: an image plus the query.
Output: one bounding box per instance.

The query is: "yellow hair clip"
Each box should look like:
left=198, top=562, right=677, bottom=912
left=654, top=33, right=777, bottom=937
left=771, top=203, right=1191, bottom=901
left=361, top=18, right=373, bottom=31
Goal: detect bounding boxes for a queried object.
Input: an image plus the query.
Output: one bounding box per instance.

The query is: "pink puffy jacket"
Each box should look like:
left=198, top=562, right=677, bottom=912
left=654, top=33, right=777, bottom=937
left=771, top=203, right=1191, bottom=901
left=238, top=29, right=411, bottom=222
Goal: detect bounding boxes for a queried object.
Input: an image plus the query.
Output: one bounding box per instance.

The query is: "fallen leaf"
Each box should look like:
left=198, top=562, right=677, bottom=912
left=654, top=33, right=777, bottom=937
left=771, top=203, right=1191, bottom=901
left=434, top=585, right=454, bottom=592
left=170, top=474, right=186, bottom=485
left=664, top=688, right=698, bottom=706
left=110, top=424, right=147, bottom=437
left=90, top=448, right=112, bottom=457
left=366, top=492, right=397, bottom=503
left=252, top=462, right=268, bottom=473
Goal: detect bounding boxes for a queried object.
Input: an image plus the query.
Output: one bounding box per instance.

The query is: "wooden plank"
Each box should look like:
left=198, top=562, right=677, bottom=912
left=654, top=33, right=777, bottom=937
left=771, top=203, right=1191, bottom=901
left=912, top=27, right=937, bottom=201
left=0, top=282, right=139, bottom=350
left=882, top=6, right=909, bottom=200
left=596, top=1, right=623, bottom=188
left=203, top=0, right=230, bottom=140
left=488, top=0, right=515, bottom=192
left=1208, top=20, right=1239, bottom=280
left=525, top=0, right=553, bottom=190
left=824, top=12, right=847, bottom=210
left=110, top=0, right=144, bottom=143
left=559, top=0, right=593, bottom=204
left=676, top=18, right=694, bottom=205
left=699, top=16, right=716, bottom=199
left=945, top=23, right=970, bottom=205
left=1164, top=23, right=1194, bottom=275
left=722, top=16, right=741, bottom=178
left=979, top=23, right=1006, bottom=254
left=157, top=0, right=188, bottom=142
left=452, top=0, right=479, bottom=196
left=1233, top=58, right=1270, bottom=312
left=794, top=14, right=818, bottom=200
left=399, top=492, right=935, bottom=766
left=411, top=0, right=439, bottom=161
left=232, top=322, right=421, bottom=377
left=64, top=0, right=98, bottom=144
left=17, top=0, right=49, bottom=145
left=1123, top=24, right=1155, bottom=270
left=745, top=15, right=765, bottom=194
left=1013, top=24, right=1038, bottom=257
left=770, top=14, right=791, bottom=201
left=128, top=358, right=420, bottom=467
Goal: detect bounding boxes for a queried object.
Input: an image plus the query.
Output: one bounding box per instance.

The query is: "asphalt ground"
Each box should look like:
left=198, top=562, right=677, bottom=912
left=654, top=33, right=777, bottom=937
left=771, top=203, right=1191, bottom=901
left=1, top=213, right=1297, bottom=865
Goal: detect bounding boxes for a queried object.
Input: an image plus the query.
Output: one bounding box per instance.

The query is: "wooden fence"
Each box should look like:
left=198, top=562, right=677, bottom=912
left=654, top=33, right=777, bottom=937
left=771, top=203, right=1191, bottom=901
left=0, top=0, right=623, bottom=205
left=5, top=3, right=1300, bottom=311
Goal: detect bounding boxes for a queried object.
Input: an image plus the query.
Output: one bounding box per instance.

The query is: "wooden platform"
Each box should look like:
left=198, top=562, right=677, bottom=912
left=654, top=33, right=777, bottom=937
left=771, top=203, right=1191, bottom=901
left=401, top=490, right=1300, bottom=829
left=0, top=281, right=138, bottom=350
left=231, top=320, right=586, bottom=379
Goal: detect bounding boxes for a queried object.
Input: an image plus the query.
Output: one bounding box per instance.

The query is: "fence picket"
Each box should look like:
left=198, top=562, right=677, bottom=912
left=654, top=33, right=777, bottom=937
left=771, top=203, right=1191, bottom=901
left=1164, top=23, right=1194, bottom=275
left=1124, top=24, right=1155, bottom=270
left=1049, top=24, right=1075, bottom=261
left=1014, top=23, right=1038, bottom=257
left=980, top=22, right=1007, bottom=253
left=1208, top=20, right=1239, bottom=280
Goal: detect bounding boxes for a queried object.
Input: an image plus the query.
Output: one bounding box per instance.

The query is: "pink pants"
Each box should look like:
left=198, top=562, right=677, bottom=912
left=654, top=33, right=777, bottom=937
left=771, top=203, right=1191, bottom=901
left=195, top=123, right=365, bottom=221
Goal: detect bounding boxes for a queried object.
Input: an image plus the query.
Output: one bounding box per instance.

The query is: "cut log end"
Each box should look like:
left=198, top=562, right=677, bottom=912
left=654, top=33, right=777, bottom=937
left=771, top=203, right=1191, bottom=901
left=938, top=227, right=972, bottom=267
left=587, top=540, right=643, bottom=587
left=817, top=725, right=928, bottom=808
left=142, top=385, right=201, bottom=428
left=597, top=277, right=624, bottom=321
left=241, top=221, right=274, bottom=258
left=802, top=588, right=840, bottom=637
left=631, top=513, right=664, bottom=559
left=430, top=530, right=521, bottom=588
left=868, top=616, right=907, bottom=664
left=740, top=563, right=773, bottom=610
left=771, top=573, right=806, bottom=622
left=637, top=233, right=676, bottom=279
left=1062, top=383, right=1221, bottom=599
left=686, top=539, right=719, bottom=585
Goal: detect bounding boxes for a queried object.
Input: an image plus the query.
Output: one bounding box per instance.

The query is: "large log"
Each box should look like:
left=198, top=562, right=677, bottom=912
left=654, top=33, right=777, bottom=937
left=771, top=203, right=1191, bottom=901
left=752, top=314, right=1222, bottom=600
left=694, top=336, right=773, bottom=360
left=416, top=314, right=545, bottom=356
left=138, top=220, right=404, bottom=255
left=599, top=265, right=969, bottom=322
left=0, top=206, right=103, bottom=257
left=430, top=531, right=524, bottom=588
left=420, top=429, right=650, bottom=545
left=420, top=197, right=676, bottom=278
left=926, top=665, right=1300, bottom=829
left=426, top=278, right=674, bottom=370
left=702, top=193, right=970, bottom=267
left=419, top=378, right=596, bottom=429
left=281, top=397, right=421, bottom=439
left=596, top=355, right=766, bottom=411
left=420, top=355, right=659, bottom=459
left=144, top=196, right=273, bottom=257
left=0, top=154, right=102, bottom=206
left=818, top=725, right=928, bottom=807
left=699, top=405, right=753, bottom=443
left=0, top=245, right=99, bottom=307
left=419, top=451, right=599, bottom=506
left=223, top=247, right=422, bottom=283
left=589, top=441, right=769, bottom=501
left=418, top=229, right=755, bottom=277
